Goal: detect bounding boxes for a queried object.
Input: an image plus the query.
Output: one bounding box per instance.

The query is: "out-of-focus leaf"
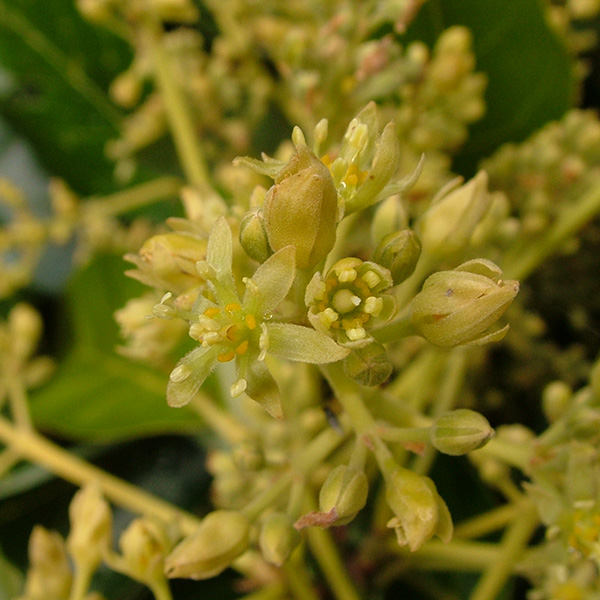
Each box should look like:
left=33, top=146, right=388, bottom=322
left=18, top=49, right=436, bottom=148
left=30, top=254, right=204, bottom=441
left=0, top=0, right=131, bottom=195
left=406, top=0, right=574, bottom=171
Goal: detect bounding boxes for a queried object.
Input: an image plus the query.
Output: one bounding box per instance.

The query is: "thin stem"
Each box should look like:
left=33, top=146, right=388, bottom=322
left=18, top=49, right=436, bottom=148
left=69, top=564, right=94, bottom=600
left=84, top=176, right=182, bottom=218
left=304, top=493, right=362, bottom=600
left=7, top=377, right=33, bottom=430
left=503, top=183, right=600, bottom=281
left=390, top=539, right=501, bottom=572
left=377, top=425, right=431, bottom=444
left=283, top=550, right=321, bottom=600
left=371, top=316, right=418, bottom=344
left=453, top=502, right=524, bottom=539
left=191, top=392, right=250, bottom=444
left=478, top=436, right=531, bottom=472
left=0, top=416, right=201, bottom=535
left=412, top=348, right=468, bottom=475
left=146, top=26, right=210, bottom=189
left=468, top=501, right=539, bottom=600
left=149, top=578, right=174, bottom=600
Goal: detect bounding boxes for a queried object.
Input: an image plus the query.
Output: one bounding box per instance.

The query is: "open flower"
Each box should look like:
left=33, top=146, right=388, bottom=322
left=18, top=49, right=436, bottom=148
left=166, top=218, right=349, bottom=418
left=305, top=257, right=397, bottom=348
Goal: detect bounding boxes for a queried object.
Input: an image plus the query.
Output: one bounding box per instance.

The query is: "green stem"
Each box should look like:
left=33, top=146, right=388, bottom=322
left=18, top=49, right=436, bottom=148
left=377, top=425, right=431, bottom=444
left=468, top=502, right=539, bottom=600
left=412, top=348, right=468, bottom=475
left=149, top=577, right=174, bottom=600
left=7, top=376, right=33, bottom=430
left=391, top=539, right=501, bottom=571
left=453, top=502, right=524, bottom=539
left=371, top=316, right=418, bottom=344
left=478, top=437, right=531, bottom=472
left=0, top=416, right=201, bottom=535
left=84, top=176, right=182, bottom=218
left=191, top=391, right=250, bottom=444
left=503, top=183, right=600, bottom=281
left=304, top=494, right=362, bottom=600
left=147, top=26, right=210, bottom=189
left=283, top=550, right=321, bottom=600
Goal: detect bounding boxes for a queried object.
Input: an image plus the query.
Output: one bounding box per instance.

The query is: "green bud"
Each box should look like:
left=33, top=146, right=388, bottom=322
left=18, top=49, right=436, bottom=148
left=373, top=230, right=421, bottom=286
left=263, top=145, right=338, bottom=269
left=258, top=512, right=301, bottom=566
left=384, top=466, right=453, bottom=552
left=319, top=465, right=369, bottom=525
left=66, top=484, right=112, bottom=573
left=417, top=170, right=492, bottom=257
left=165, top=510, right=250, bottom=580
left=239, top=209, right=271, bottom=263
left=24, top=526, right=72, bottom=600
left=109, top=517, right=175, bottom=588
left=343, top=342, right=393, bottom=386
left=542, top=381, right=572, bottom=423
left=431, top=409, right=495, bottom=455
left=410, top=260, right=519, bottom=347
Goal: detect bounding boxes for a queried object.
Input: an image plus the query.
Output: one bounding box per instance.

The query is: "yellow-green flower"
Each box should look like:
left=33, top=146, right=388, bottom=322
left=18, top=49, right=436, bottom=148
left=166, top=218, right=349, bottom=418
left=305, top=257, right=397, bottom=348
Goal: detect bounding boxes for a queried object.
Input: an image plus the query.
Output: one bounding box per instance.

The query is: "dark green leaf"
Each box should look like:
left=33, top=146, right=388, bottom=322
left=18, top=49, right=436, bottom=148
left=0, top=0, right=131, bottom=194
left=406, top=0, right=574, bottom=172
left=30, top=254, right=204, bottom=441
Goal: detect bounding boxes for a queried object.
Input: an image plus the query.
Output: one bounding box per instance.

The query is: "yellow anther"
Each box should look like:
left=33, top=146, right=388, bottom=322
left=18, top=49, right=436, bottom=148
left=362, top=270, right=381, bottom=289
left=226, top=325, right=239, bottom=341
left=217, top=349, right=236, bottom=363
left=321, top=154, right=333, bottom=167
left=225, top=303, right=242, bottom=313
left=204, top=307, right=221, bottom=318
left=236, top=340, right=249, bottom=355
left=245, top=314, right=257, bottom=329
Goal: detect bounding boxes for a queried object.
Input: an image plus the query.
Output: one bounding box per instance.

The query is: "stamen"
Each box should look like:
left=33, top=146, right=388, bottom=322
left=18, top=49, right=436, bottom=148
left=204, top=307, right=221, bottom=318
left=236, top=340, right=249, bottom=355
left=217, top=349, right=236, bottom=362
left=225, top=302, right=242, bottom=313
left=245, top=314, right=257, bottom=329
left=230, top=378, right=248, bottom=398
left=170, top=364, right=191, bottom=382
left=362, top=270, right=381, bottom=289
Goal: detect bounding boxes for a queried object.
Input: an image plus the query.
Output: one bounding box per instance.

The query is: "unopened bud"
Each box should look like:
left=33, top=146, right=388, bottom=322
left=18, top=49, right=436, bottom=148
left=263, top=145, right=338, bottom=268
left=373, top=230, right=421, bottom=286
left=343, top=342, right=393, bottom=386
left=239, top=209, right=271, bottom=263
left=319, top=465, right=368, bottom=525
left=259, top=512, right=301, bottom=566
left=67, top=484, right=112, bottom=572
left=9, top=303, right=43, bottom=361
left=542, top=381, right=572, bottom=423
left=418, top=171, right=492, bottom=257
left=24, top=526, right=72, bottom=599
left=165, top=510, right=250, bottom=580
left=431, top=409, right=494, bottom=455
left=410, top=259, right=519, bottom=347
left=111, top=518, right=175, bottom=587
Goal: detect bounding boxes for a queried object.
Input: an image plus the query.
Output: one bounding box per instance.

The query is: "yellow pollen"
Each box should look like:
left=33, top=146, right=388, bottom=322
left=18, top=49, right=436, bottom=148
left=321, top=154, right=332, bottom=167
left=236, top=340, right=249, bottom=355
left=204, top=307, right=220, bottom=318
left=245, top=314, right=257, bottom=329
left=217, top=349, right=236, bottom=363
left=226, top=325, right=238, bottom=341
left=225, top=302, right=242, bottom=313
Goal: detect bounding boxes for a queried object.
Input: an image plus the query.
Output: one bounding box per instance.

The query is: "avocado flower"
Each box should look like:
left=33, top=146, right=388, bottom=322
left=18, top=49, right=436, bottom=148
left=166, top=217, right=349, bottom=418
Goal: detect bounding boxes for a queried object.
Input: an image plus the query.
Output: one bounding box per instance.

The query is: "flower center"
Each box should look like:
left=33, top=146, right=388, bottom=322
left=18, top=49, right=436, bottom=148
left=189, top=303, right=257, bottom=362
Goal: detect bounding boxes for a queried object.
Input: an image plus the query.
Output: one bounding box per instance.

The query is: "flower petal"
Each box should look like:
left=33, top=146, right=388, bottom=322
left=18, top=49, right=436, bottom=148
left=167, top=345, right=218, bottom=407
left=243, top=358, right=283, bottom=419
left=243, top=246, right=296, bottom=316
left=206, top=217, right=232, bottom=274
left=266, top=323, right=350, bottom=363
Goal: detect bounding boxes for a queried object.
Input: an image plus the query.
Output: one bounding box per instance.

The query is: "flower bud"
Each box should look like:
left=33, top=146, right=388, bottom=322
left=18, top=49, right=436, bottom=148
left=67, top=484, right=112, bottom=573
left=165, top=510, right=250, bottom=580
left=318, top=465, right=369, bottom=525
left=542, top=381, right=572, bottom=423
left=259, top=512, right=301, bottom=566
left=373, top=230, right=421, bottom=286
left=263, top=145, right=338, bottom=268
left=410, top=260, right=519, bottom=347
left=110, top=518, right=176, bottom=587
left=384, top=466, right=452, bottom=551
left=417, top=171, right=492, bottom=257
left=343, top=342, right=393, bottom=386
left=9, top=303, right=43, bottom=361
left=239, top=209, right=271, bottom=263
left=431, top=409, right=495, bottom=455
left=24, top=526, right=72, bottom=599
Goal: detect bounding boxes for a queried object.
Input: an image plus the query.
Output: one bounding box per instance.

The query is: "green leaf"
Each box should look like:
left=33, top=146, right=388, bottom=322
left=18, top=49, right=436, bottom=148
left=0, top=0, right=131, bottom=194
left=406, top=0, right=574, bottom=171
left=30, top=254, right=203, bottom=441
